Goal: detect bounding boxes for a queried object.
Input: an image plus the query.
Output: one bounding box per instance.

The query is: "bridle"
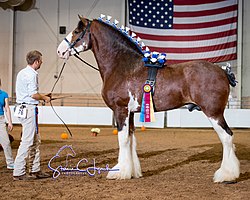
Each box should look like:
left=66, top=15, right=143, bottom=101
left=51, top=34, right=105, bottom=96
left=63, top=19, right=99, bottom=71
left=64, top=20, right=92, bottom=55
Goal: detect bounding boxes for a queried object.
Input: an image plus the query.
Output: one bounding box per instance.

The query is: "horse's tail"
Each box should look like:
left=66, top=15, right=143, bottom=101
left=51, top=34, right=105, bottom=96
left=221, top=63, right=237, bottom=87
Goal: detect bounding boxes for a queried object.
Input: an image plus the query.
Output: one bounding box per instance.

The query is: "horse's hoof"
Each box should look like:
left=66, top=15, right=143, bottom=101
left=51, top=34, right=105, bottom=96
left=213, top=166, right=240, bottom=183
left=106, top=171, right=132, bottom=180
left=106, top=170, right=120, bottom=180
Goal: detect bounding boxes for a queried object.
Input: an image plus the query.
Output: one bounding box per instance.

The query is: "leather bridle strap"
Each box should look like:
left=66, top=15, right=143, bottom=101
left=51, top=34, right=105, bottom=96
left=64, top=20, right=98, bottom=71
left=73, top=54, right=99, bottom=71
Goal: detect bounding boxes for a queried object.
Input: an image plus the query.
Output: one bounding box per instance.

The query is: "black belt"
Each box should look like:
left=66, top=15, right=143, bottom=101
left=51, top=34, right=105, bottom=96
left=17, top=103, right=38, bottom=106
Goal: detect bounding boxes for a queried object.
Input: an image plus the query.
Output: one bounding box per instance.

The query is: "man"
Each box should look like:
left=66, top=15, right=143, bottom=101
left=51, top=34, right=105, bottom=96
left=0, top=78, right=15, bottom=170
left=13, top=50, right=51, bottom=181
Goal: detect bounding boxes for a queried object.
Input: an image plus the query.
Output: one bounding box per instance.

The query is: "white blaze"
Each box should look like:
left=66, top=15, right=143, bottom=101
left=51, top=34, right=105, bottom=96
left=57, top=31, right=87, bottom=59
left=57, top=32, right=73, bottom=59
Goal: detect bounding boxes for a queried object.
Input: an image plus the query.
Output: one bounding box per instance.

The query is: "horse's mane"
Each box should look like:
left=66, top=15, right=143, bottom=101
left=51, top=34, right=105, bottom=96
left=86, top=19, right=144, bottom=56
left=76, top=17, right=167, bottom=68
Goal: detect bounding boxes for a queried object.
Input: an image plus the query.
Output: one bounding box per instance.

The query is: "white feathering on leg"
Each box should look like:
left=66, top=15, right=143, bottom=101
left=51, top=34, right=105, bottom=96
left=106, top=117, right=133, bottom=179
left=209, top=118, right=240, bottom=182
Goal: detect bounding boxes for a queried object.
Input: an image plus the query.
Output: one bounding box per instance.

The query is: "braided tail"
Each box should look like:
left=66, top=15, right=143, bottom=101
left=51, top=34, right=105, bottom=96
left=221, top=63, right=237, bottom=87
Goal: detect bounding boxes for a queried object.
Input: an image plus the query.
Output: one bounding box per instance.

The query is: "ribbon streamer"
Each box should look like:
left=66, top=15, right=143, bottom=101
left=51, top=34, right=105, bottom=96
left=140, top=84, right=155, bottom=122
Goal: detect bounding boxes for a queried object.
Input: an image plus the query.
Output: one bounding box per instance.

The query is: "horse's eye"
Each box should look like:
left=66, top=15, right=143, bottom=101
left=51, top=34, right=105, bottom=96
left=74, top=30, right=79, bottom=34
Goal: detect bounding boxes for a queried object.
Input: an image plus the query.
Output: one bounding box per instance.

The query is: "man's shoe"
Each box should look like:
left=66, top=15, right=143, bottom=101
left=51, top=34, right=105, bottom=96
left=30, top=171, right=50, bottom=179
left=13, top=174, right=37, bottom=181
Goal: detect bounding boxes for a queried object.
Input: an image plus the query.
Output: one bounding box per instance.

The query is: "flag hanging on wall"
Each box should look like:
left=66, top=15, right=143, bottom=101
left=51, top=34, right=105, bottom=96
left=128, top=0, right=238, bottom=64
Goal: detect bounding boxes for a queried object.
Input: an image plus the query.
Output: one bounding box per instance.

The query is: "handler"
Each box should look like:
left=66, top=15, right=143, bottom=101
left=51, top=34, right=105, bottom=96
left=0, top=78, right=15, bottom=170
left=13, top=50, right=51, bottom=181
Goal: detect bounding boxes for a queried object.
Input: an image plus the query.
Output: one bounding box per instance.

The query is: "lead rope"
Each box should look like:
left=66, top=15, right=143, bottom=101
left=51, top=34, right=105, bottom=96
left=49, top=59, right=73, bottom=137
left=51, top=61, right=67, bottom=93
left=49, top=52, right=99, bottom=137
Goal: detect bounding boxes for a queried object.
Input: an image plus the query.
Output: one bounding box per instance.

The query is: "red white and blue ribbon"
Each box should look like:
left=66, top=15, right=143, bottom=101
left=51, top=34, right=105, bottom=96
left=140, top=84, right=155, bottom=122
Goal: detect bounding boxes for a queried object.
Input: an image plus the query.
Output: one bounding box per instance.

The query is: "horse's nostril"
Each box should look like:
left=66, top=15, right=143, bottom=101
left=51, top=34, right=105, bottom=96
left=62, top=52, right=65, bottom=56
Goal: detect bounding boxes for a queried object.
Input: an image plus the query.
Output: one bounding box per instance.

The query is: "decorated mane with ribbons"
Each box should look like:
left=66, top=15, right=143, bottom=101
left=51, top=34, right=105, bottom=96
left=98, top=14, right=167, bottom=66
left=98, top=14, right=167, bottom=122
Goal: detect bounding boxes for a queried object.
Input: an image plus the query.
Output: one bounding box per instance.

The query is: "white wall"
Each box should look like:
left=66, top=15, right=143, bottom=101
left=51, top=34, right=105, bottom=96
left=9, top=106, right=250, bottom=128
left=167, top=109, right=250, bottom=128
left=10, top=106, right=113, bottom=126
left=10, top=106, right=165, bottom=128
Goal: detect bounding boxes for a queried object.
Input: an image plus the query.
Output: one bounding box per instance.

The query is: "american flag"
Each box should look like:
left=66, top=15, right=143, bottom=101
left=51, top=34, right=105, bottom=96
left=128, top=0, right=238, bottom=64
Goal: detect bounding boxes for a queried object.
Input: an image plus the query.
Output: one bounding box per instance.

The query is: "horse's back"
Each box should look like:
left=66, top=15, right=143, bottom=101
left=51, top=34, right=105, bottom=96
left=155, top=60, right=230, bottom=115
left=168, top=60, right=229, bottom=88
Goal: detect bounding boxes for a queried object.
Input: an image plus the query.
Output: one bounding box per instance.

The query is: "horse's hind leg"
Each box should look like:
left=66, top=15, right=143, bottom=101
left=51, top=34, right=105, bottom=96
left=208, top=116, right=240, bottom=183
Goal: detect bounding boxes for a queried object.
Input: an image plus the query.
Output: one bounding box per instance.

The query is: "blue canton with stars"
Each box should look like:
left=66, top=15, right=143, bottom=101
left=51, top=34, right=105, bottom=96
left=128, top=0, right=174, bottom=29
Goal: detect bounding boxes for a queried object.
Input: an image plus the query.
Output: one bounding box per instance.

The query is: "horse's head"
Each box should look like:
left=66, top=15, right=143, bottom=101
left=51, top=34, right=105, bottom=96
left=57, top=15, right=91, bottom=59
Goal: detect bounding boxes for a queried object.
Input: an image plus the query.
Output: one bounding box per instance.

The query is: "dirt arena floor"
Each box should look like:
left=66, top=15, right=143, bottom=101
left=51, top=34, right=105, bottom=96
left=0, top=125, right=249, bottom=200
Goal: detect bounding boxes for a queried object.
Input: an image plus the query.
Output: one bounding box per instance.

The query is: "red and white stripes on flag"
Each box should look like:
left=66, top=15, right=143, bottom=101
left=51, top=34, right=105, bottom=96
left=128, top=0, right=238, bottom=64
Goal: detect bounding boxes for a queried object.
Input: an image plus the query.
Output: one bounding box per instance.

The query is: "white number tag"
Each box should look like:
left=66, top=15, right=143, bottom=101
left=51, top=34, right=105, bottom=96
left=14, top=105, right=27, bottom=119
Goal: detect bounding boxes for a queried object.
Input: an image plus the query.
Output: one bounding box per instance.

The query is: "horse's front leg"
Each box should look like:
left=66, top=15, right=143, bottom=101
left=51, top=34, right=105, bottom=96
left=129, top=112, right=142, bottom=178
left=107, top=109, right=141, bottom=179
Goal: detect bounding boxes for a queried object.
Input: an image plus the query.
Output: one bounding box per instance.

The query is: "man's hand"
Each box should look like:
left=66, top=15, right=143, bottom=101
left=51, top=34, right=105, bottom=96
left=43, top=94, right=51, bottom=103
left=32, top=93, right=51, bottom=103
left=45, top=93, right=52, bottom=98
left=8, top=123, right=13, bottom=131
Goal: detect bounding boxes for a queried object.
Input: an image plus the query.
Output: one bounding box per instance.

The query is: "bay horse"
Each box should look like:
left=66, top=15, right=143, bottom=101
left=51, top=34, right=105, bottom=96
left=57, top=16, right=240, bottom=183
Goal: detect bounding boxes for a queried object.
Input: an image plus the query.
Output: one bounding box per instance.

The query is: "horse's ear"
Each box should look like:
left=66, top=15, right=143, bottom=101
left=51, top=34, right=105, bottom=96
left=78, top=14, right=88, bottom=26
left=78, top=14, right=83, bottom=20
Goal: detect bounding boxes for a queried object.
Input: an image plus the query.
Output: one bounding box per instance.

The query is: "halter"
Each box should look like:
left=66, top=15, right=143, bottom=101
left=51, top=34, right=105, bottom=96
left=63, top=19, right=99, bottom=71
left=64, top=20, right=91, bottom=55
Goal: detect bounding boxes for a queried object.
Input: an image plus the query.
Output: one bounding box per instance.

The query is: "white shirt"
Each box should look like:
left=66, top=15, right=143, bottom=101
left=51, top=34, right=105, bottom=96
left=16, top=66, right=39, bottom=105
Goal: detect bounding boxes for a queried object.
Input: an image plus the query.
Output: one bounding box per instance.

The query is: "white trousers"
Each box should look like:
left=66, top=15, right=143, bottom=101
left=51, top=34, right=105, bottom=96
left=0, top=115, right=14, bottom=167
left=13, top=105, right=41, bottom=176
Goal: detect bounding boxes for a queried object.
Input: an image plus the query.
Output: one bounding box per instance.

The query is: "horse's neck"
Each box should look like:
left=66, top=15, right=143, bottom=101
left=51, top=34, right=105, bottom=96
left=90, top=23, right=142, bottom=80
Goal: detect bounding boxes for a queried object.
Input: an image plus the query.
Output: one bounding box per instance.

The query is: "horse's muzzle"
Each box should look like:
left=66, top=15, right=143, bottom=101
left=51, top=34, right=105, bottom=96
left=57, top=39, right=71, bottom=59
